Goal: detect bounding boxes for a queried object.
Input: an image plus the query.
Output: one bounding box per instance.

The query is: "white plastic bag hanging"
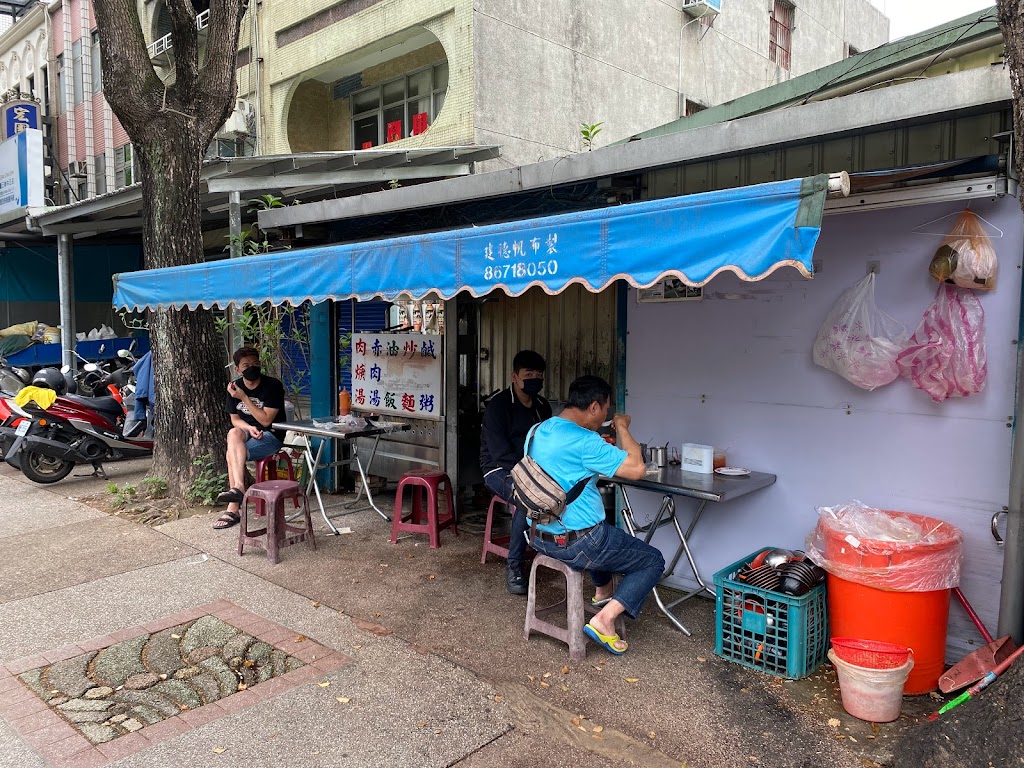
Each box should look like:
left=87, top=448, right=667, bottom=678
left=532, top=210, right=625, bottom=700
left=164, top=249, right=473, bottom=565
left=896, top=283, right=986, bottom=402
left=812, top=273, right=908, bottom=391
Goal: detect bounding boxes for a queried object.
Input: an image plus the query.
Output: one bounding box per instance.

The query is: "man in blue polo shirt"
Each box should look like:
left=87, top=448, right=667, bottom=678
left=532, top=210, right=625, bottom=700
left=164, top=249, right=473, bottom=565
left=528, top=375, right=664, bottom=655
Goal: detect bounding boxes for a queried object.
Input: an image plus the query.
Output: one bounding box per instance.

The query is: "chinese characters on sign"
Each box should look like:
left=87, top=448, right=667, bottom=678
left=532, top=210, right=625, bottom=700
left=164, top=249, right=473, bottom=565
left=480, top=232, right=560, bottom=282
left=350, top=332, right=443, bottom=420
left=1, top=101, right=39, bottom=141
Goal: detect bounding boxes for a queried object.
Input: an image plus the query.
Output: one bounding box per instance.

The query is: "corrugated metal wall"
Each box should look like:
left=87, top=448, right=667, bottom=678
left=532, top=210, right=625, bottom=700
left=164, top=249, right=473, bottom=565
left=479, top=284, right=618, bottom=403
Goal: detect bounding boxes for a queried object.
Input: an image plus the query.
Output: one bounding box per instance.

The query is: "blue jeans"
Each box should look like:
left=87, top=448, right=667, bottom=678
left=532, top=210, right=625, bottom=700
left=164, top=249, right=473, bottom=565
left=483, top=468, right=530, bottom=571
left=531, top=522, right=665, bottom=620
left=246, top=432, right=283, bottom=461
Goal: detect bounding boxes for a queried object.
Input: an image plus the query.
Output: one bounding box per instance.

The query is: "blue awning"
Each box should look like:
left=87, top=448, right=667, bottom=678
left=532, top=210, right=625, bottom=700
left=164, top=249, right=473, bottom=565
left=112, top=175, right=828, bottom=311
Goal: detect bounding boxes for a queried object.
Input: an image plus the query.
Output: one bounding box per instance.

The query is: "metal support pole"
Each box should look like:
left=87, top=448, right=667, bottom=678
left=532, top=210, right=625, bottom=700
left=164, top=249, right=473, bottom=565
left=443, top=298, right=459, bottom=494
left=57, top=233, right=75, bottom=369
left=998, top=259, right=1024, bottom=642
left=227, top=190, right=244, bottom=352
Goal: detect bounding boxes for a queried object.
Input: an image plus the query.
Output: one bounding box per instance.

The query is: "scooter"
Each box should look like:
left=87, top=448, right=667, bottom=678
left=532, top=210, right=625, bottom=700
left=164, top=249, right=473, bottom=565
left=0, top=373, right=153, bottom=484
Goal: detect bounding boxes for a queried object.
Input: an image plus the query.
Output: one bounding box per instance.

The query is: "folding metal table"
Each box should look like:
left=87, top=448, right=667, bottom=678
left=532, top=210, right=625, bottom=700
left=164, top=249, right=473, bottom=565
left=599, top=466, right=777, bottom=635
left=272, top=418, right=410, bottom=534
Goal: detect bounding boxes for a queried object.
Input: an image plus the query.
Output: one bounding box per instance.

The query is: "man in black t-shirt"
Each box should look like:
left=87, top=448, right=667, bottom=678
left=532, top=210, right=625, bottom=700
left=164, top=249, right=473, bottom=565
left=479, top=349, right=552, bottom=594
left=213, top=346, right=286, bottom=530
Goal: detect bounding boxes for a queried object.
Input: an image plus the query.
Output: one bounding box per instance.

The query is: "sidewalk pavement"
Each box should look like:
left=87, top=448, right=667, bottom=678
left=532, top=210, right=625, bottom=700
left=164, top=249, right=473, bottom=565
left=0, top=460, right=929, bottom=768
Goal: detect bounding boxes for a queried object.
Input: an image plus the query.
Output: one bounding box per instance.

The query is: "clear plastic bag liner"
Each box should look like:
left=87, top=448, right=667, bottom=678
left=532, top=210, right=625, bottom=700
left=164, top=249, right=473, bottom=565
left=805, top=500, right=964, bottom=591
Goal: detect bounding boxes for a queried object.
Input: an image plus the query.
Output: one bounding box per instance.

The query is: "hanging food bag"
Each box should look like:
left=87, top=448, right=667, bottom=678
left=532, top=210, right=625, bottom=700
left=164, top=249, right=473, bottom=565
left=896, top=284, right=986, bottom=402
left=928, top=210, right=997, bottom=291
left=813, top=273, right=908, bottom=391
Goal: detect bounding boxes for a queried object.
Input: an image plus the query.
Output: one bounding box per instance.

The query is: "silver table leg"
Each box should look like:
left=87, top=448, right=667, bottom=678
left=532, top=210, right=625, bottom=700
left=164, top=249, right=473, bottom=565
left=619, top=486, right=715, bottom=636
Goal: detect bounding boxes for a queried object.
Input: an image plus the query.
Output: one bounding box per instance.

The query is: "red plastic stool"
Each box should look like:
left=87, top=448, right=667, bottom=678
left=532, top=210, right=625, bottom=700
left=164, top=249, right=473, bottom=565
left=480, top=495, right=535, bottom=565
left=238, top=480, right=316, bottom=564
left=390, top=470, right=458, bottom=548
left=253, top=451, right=299, bottom=515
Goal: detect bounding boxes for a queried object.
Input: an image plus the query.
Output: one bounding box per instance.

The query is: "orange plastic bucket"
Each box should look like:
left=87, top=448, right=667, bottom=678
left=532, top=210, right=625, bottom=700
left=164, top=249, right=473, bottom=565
left=820, top=511, right=959, bottom=695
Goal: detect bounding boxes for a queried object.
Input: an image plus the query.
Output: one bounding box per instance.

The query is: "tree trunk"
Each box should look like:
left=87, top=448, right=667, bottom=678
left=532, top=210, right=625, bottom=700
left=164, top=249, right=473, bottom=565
left=92, top=0, right=247, bottom=497
left=998, top=2, right=1024, bottom=213
left=137, top=128, right=230, bottom=490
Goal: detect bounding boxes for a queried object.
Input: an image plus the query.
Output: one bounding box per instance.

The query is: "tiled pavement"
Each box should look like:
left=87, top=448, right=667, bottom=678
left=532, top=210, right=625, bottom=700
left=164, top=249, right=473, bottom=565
left=0, top=600, right=351, bottom=768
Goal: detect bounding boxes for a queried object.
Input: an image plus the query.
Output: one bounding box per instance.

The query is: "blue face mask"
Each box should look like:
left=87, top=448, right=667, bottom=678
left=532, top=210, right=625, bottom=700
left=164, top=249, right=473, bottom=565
left=522, top=378, right=544, bottom=396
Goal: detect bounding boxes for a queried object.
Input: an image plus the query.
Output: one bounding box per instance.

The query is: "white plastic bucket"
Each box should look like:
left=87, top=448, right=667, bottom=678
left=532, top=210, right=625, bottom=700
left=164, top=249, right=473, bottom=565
left=828, top=648, right=914, bottom=722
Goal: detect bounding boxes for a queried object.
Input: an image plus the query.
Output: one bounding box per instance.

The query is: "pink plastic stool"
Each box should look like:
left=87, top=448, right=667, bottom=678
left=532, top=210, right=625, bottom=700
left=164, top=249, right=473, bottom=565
left=390, top=470, right=458, bottom=548
left=238, top=480, right=316, bottom=564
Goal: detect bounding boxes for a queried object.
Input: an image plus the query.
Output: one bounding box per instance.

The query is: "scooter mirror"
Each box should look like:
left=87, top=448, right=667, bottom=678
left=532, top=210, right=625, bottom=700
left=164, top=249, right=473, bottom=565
left=84, top=363, right=99, bottom=372
left=117, top=349, right=130, bottom=358
left=60, top=365, right=71, bottom=374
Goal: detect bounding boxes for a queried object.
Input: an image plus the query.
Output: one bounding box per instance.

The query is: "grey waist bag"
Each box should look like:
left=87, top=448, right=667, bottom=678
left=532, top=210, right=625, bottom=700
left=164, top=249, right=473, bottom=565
left=510, top=425, right=591, bottom=527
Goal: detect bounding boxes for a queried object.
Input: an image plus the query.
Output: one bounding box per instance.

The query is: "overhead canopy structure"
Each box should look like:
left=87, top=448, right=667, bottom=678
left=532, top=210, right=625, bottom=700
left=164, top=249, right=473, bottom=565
left=11, top=146, right=500, bottom=236
left=113, top=174, right=839, bottom=311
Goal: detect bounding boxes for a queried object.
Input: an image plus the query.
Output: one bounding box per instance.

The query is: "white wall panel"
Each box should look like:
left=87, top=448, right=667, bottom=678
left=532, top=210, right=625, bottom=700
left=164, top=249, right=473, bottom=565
left=625, top=195, right=1022, bottom=658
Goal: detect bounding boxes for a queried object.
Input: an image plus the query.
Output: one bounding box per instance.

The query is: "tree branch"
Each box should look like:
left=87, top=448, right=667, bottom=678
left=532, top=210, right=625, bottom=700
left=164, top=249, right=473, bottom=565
left=93, top=0, right=163, bottom=134
left=166, top=0, right=200, bottom=109
left=196, top=0, right=248, bottom=141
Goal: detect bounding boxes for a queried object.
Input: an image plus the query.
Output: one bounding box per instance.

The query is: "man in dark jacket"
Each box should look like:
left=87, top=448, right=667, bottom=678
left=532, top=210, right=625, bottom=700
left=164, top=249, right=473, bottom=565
left=479, top=350, right=552, bottom=594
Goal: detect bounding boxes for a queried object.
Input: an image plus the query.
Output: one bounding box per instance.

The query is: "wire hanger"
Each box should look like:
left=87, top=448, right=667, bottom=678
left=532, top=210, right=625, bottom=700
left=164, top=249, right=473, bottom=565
left=910, top=206, right=1003, bottom=238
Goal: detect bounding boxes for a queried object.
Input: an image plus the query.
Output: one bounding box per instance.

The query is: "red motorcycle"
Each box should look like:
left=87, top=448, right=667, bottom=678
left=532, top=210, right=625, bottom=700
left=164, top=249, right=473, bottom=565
left=0, top=368, right=153, bottom=484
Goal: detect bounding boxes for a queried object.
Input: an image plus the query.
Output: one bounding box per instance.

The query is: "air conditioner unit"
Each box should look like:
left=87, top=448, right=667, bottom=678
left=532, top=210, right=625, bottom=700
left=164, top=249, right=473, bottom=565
left=219, top=99, right=253, bottom=136
left=682, top=0, right=721, bottom=18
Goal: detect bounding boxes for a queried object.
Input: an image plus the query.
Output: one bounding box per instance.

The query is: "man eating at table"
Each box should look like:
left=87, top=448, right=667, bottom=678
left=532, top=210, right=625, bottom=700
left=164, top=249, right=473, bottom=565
left=526, top=375, right=664, bottom=654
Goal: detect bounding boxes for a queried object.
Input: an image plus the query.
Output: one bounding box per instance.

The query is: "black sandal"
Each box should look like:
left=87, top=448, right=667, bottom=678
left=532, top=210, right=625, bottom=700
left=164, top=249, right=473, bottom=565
left=213, top=511, right=240, bottom=530
left=215, top=487, right=244, bottom=504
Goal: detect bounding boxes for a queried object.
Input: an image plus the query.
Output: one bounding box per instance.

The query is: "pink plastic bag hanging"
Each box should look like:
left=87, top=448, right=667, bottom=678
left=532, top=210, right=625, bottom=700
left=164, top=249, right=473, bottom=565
left=896, top=284, right=986, bottom=402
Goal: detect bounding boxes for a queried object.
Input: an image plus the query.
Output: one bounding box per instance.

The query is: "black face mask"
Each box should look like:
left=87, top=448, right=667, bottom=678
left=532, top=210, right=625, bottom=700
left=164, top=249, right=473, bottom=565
left=241, top=366, right=262, bottom=382
left=522, top=378, right=544, bottom=397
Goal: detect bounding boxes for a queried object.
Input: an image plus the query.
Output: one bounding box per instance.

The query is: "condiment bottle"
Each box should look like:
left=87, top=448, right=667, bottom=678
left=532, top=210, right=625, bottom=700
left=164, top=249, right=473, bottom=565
left=338, top=387, right=351, bottom=416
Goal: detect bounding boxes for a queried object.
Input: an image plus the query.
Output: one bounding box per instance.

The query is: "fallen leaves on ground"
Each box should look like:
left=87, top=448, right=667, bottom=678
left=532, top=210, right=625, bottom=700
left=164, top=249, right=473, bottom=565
left=542, top=672, right=552, bottom=678
left=827, top=718, right=841, bottom=728
left=648, top=731, right=657, bottom=739
left=571, top=717, right=581, bottom=726
left=561, top=666, right=570, bottom=674
left=237, top=683, right=248, bottom=691
left=337, top=697, right=351, bottom=704
left=593, top=725, right=604, bottom=733
left=625, top=677, right=639, bottom=683
left=494, top=695, right=504, bottom=703
left=212, top=747, right=226, bottom=754
left=311, top=601, right=320, bottom=608
left=294, top=635, right=307, bottom=643
left=317, top=682, right=330, bottom=688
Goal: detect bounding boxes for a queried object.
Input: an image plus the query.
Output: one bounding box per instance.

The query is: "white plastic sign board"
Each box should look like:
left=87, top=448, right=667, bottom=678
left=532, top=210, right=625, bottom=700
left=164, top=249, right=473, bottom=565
left=350, top=332, right=443, bottom=420
left=0, top=128, right=43, bottom=216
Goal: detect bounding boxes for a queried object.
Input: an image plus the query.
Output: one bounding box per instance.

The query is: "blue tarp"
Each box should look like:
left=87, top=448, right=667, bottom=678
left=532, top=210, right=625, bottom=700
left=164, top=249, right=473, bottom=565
left=112, top=175, right=828, bottom=310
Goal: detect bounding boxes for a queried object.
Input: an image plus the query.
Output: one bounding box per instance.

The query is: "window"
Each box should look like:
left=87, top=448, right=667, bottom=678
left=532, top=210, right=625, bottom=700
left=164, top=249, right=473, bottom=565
left=683, top=99, right=707, bottom=117
left=769, top=1, right=794, bottom=70
left=350, top=61, right=449, bottom=148
left=92, top=32, right=102, bottom=92
left=115, top=144, right=134, bottom=188
left=72, top=39, right=84, bottom=105
left=94, top=154, right=106, bottom=195
left=26, top=73, right=33, bottom=100
left=55, top=55, right=64, bottom=113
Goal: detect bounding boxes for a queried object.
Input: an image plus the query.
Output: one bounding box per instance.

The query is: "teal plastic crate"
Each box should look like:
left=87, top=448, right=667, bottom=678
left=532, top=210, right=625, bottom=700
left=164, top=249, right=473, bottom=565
left=713, top=548, right=829, bottom=679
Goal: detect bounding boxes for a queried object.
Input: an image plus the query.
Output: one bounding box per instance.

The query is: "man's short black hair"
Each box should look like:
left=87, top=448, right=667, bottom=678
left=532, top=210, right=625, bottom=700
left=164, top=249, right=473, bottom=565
left=512, top=350, right=546, bottom=374
left=565, top=375, right=612, bottom=411
left=233, top=346, right=260, bottom=367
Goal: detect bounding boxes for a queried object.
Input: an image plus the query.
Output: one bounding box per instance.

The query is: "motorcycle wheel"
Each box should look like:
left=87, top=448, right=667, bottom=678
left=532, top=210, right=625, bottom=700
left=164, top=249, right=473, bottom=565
left=20, top=450, right=75, bottom=484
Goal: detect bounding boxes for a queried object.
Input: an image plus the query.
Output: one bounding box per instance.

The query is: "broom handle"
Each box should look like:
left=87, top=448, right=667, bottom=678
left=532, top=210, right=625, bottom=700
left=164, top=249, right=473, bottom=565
left=953, top=587, right=994, bottom=644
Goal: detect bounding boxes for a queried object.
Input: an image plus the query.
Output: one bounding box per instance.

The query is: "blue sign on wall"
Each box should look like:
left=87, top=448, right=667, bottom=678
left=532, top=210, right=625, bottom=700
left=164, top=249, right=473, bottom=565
left=2, top=100, right=40, bottom=141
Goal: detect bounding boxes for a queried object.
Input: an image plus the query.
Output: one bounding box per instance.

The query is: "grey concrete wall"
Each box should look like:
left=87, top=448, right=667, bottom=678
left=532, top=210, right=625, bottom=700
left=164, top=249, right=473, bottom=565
left=472, top=0, right=682, bottom=163
left=677, top=0, right=889, bottom=110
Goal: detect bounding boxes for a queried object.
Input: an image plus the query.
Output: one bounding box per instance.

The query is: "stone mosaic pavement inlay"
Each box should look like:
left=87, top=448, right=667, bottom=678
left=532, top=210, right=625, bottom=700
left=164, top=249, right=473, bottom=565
left=0, top=600, right=352, bottom=767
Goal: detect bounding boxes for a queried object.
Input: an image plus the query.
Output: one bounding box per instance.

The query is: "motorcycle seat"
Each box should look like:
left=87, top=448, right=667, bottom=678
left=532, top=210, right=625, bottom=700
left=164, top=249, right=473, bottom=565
left=65, top=394, right=123, bottom=417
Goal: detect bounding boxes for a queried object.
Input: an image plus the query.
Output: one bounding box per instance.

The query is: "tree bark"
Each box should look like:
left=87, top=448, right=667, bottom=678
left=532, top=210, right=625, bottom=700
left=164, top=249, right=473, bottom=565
left=93, top=0, right=247, bottom=495
left=998, top=2, right=1024, bottom=213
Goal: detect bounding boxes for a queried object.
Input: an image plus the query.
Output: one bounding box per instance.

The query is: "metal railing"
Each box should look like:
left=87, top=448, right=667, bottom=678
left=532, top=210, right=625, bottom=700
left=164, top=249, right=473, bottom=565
left=147, top=9, right=210, bottom=60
